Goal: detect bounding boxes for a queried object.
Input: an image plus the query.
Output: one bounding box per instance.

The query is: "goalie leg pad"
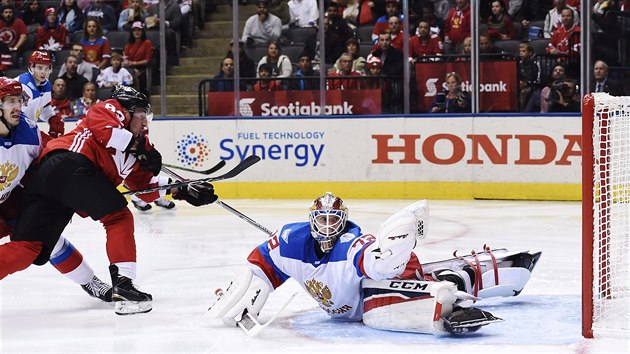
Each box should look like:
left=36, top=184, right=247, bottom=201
left=206, top=267, right=253, bottom=320
left=477, top=267, right=531, bottom=298
left=361, top=279, right=457, bottom=335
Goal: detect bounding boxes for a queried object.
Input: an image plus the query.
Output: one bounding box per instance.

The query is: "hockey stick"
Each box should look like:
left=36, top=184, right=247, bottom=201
left=162, top=160, right=227, bottom=175
left=236, top=292, right=298, bottom=337
left=160, top=165, right=274, bottom=236
left=123, top=155, right=261, bottom=196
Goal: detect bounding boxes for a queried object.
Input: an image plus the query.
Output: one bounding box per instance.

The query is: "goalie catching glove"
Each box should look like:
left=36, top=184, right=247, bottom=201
left=172, top=182, right=218, bottom=206
left=130, top=134, right=162, bottom=176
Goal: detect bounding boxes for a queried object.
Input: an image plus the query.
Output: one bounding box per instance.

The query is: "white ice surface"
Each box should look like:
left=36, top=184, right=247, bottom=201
left=1, top=199, right=629, bottom=354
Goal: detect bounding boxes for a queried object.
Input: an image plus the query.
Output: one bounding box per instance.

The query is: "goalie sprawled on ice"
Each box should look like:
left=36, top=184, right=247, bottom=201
left=207, top=193, right=541, bottom=335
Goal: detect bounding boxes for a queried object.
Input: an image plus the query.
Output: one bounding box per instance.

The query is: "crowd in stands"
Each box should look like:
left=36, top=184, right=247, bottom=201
left=208, top=0, right=630, bottom=114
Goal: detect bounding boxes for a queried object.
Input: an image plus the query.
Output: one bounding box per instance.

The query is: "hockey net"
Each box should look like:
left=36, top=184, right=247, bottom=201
left=582, top=93, right=630, bottom=338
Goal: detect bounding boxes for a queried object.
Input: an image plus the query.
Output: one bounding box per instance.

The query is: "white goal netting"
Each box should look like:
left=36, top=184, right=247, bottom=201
left=588, top=93, right=630, bottom=337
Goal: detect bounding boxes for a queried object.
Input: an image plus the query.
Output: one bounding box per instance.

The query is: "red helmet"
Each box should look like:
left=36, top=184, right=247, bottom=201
left=29, top=50, right=53, bottom=66
left=0, top=77, right=23, bottom=100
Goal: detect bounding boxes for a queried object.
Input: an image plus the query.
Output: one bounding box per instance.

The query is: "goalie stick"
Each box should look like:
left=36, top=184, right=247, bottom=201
left=159, top=165, right=275, bottom=236
left=123, top=155, right=261, bottom=196
left=236, top=292, right=298, bottom=337
left=162, top=160, right=227, bottom=175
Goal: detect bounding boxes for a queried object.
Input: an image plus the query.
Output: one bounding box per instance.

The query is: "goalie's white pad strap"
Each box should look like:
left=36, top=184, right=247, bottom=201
left=361, top=279, right=457, bottom=334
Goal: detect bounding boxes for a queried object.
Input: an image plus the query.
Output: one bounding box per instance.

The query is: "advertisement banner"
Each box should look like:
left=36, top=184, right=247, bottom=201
left=207, top=89, right=382, bottom=116
left=415, top=61, right=518, bottom=113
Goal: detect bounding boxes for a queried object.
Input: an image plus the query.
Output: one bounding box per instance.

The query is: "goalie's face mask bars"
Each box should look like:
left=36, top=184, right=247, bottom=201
left=309, top=192, right=348, bottom=253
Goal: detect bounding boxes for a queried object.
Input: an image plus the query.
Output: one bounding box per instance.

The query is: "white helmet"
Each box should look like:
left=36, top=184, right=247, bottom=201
left=309, top=192, right=348, bottom=252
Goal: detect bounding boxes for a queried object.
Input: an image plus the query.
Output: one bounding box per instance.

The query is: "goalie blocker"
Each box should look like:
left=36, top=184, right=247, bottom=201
left=361, top=279, right=502, bottom=335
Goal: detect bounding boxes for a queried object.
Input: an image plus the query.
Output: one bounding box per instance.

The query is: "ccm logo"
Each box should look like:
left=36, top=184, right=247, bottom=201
left=388, top=281, right=428, bottom=290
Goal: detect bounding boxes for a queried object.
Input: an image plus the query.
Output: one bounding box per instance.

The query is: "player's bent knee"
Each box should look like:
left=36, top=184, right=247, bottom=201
left=361, top=278, right=457, bottom=334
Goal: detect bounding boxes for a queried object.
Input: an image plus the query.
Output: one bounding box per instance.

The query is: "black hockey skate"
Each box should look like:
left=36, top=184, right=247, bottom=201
left=154, top=197, right=175, bottom=209
left=81, top=275, right=113, bottom=302
left=132, top=199, right=152, bottom=211
left=443, top=307, right=503, bottom=334
left=109, top=265, right=153, bottom=315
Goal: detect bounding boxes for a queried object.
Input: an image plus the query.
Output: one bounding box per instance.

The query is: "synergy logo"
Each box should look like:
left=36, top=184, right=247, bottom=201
left=239, top=98, right=256, bottom=117
left=176, top=133, right=211, bottom=167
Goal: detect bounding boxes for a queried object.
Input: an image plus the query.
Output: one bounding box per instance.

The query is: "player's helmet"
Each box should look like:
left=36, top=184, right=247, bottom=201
left=28, top=50, right=53, bottom=66
left=309, top=192, right=348, bottom=252
left=0, top=77, right=23, bottom=100
left=111, top=85, right=151, bottom=115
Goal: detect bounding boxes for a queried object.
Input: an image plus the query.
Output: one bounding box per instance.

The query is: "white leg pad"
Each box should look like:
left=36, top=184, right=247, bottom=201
left=477, top=267, right=531, bottom=299
left=362, top=279, right=457, bottom=335
left=206, top=267, right=253, bottom=319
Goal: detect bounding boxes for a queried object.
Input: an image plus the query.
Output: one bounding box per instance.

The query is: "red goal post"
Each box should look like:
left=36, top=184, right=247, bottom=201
left=582, top=93, right=630, bottom=338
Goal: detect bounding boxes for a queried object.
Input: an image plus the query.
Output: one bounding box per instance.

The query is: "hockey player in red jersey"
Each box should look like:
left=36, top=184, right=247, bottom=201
left=1, top=85, right=218, bottom=315
left=0, top=76, right=112, bottom=302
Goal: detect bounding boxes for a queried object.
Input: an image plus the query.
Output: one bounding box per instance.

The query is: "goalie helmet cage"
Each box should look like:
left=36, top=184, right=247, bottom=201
left=582, top=93, right=630, bottom=338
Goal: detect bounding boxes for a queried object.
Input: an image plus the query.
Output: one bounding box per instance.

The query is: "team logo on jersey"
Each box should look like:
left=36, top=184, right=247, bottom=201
left=176, top=133, right=211, bottom=167
left=305, top=278, right=334, bottom=307
left=0, top=162, right=19, bottom=191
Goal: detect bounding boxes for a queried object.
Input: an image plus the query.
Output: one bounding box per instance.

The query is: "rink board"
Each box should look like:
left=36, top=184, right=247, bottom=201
left=51, top=114, right=582, bottom=200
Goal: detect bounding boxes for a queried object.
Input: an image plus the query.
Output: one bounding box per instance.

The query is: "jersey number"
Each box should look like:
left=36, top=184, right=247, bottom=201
left=105, top=103, right=126, bottom=123
left=268, top=235, right=279, bottom=250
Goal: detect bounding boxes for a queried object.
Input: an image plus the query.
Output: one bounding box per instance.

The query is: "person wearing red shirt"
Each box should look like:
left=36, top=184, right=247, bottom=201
left=123, top=21, right=153, bottom=96
left=253, top=63, right=282, bottom=91
left=444, top=0, right=470, bottom=53
left=486, top=0, right=515, bottom=41
left=3, top=85, right=218, bottom=315
left=0, top=5, right=27, bottom=70
left=36, top=7, right=68, bottom=51
left=49, top=77, right=72, bottom=135
left=409, top=18, right=444, bottom=60
left=327, top=52, right=362, bottom=90
left=546, top=8, right=580, bottom=56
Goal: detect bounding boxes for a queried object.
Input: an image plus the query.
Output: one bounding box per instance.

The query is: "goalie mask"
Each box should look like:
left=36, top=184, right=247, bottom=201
left=309, top=192, right=348, bottom=253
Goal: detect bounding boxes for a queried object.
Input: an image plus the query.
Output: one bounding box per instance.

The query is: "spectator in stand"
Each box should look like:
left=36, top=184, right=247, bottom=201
left=80, top=18, right=111, bottom=70
left=334, top=38, right=367, bottom=75
left=540, top=63, right=566, bottom=113
left=543, top=0, right=579, bottom=39
left=487, top=0, right=515, bottom=41
left=341, top=0, right=360, bottom=28
left=369, top=31, right=403, bottom=77
left=288, top=0, right=318, bottom=28
left=83, top=0, right=116, bottom=33
left=256, top=40, right=292, bottom=79
left=386, top=14, right=404, bottom=49
left=20, top=0, right=44, bottom=33
left=71, top=81, right=97, bottom=119
left=363, top=55, right=383, bottom=91
left=58, top=43, right=93, bottom=82
left=123, top=21, right=152, bottom=96
left=96, top=52, right=133, bottom=88
left=59, top=54, right=89, bottom=100
left=547, top=78, right=579, bottom=112
left=591, top=60, right=624, bottom=95
left=409, top=18, right=444, bottom=60
left=253, top=63, right=282, bottom=91
left=518, top=41, right=541, bottom=112
left=430, top=71, right=471, bottom=113
left=479, top=34, right=502, bottom=54
left=227, top=40, right=257, bottom=82
left=327, top=52, right=362, bottom=90
left=36, top=7, right=68, bottom=52
left=459, top=35, right=471, bottom=56
left=371, top=0, right=401, bottom=44
left=546, top=7, right=580, bottom=56
left=50, top=77, right=72, bottom=134
left=211, top=56, right=243, bottom=92
left=117, top=0, right=147, bottom=31
left=0, top=5, right=28, bottom=68
left=146, top=0, right=183, bottom=65
left=324, top=1, right=354, bottom=58
left=444, top=0, right=470, bottom=54
left=290, top=51, right=319, bottom=90
left=356, top=0, right=378, bottom=26
left=57, top=0, right=85, bottom=34
left=242, top=0, right=282, bottom=46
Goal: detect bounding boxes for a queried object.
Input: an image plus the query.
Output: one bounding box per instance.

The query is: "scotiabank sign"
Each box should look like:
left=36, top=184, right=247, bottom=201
left=415, top=61, right=518, bottom=112
left=207, top=90, right=382, bottom=116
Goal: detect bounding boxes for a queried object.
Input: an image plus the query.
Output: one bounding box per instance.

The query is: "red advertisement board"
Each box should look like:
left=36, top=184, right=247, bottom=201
left=207, top=89, right=382, bottom=116
left=414, top=60, right=518, bottom=113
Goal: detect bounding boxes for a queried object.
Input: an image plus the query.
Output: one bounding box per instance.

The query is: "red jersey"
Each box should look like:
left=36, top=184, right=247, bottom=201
left=547, top=24, right=580, bottom=55
left=124, top=39, right=153, bottom=64
left=36, top=24, right=68, bottom=50
left=444, top=5, right=471, bottom=46
left=326, top=71, right=362, bottom=90
left=409, top=34, right=444, bottom=57
left=41, top=99, right=161, bottom=201
left=80, top=36, right=112, bottom=65
left=0, top=18, right=27, bottom=48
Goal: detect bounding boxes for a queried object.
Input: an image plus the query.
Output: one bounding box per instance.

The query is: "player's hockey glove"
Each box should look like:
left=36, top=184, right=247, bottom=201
left=172, top=182, right=218, bottom=206
left=132, top=134, right=162, bottom=176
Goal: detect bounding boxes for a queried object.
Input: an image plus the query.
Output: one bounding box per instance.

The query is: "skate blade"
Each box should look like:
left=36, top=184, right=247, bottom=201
left=114, top=300, right=153, bottom=315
